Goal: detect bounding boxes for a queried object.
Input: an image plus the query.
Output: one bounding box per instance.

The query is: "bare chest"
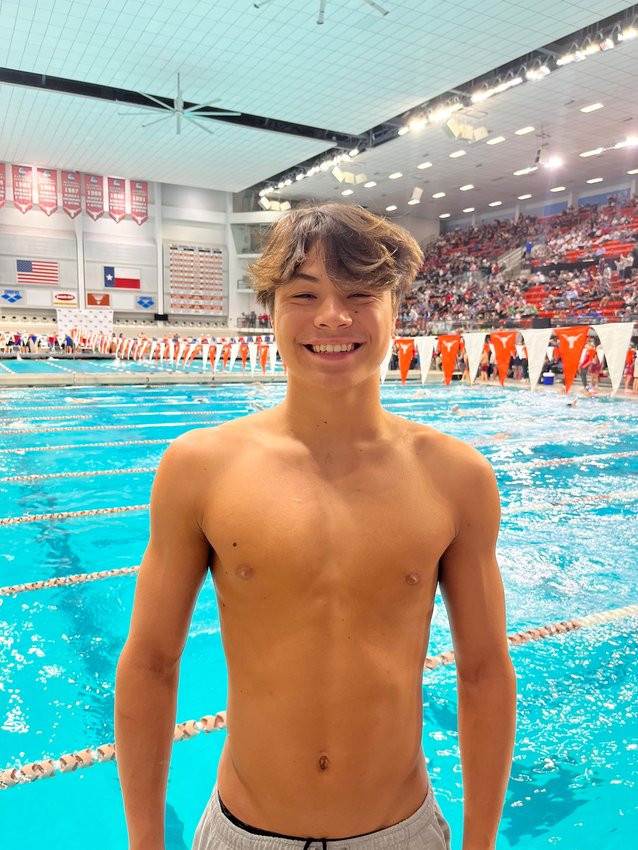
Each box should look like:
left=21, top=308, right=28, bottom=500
left=204, top=450, right=455, bottom=608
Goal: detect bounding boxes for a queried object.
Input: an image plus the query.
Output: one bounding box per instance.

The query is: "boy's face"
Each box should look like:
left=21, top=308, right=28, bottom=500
left=272, top=244, right=395, bottom=389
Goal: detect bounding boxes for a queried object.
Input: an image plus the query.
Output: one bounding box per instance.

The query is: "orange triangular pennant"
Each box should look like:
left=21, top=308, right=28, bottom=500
left=396, top=338, right=415, bottom=384
left=437, top=334, right=461, bottom=386
left=490, top=331, right=517, bottom=387
left=554, top=326, right=590, bottom=393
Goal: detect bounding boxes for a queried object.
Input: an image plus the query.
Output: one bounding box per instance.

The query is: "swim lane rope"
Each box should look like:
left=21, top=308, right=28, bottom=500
left=1, top=603, right=636, bottom=790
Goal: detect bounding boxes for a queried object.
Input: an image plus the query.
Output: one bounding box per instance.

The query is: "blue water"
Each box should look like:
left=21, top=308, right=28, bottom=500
left=0, top=384, right=636, bottom=848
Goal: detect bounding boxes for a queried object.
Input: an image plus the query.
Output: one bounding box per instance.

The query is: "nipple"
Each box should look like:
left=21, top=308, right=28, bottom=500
left=405, top=572, right=420, bottom=585
left=235, top=564, right=254, bottom=581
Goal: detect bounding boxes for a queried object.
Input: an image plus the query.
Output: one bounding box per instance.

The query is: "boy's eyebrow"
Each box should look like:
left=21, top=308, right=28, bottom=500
left=289, top=272, right=320, bottom=283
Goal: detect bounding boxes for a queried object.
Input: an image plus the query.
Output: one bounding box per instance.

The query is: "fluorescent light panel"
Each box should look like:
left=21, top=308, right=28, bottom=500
left=515, top=126, right=535, bottom=135
left=580, top=102, right=604, bottom=113
left=518, top=194, right=532, bottom=200
left=417, top=161, right=432, bottom=170
left=449, top=150, right=466, bottom=158
left=439, top=213, right=450, bottom=219
left=586, top=178, right=603, bottom=184
left=486, top=136, right=506, bottom=145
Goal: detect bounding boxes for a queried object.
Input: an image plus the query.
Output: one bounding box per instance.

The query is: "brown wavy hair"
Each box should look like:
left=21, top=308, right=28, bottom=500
left=249, top=203, right=423, bottom=313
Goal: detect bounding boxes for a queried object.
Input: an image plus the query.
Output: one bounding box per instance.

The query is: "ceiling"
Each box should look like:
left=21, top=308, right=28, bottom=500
left=0, top=0, right=636, bottom=211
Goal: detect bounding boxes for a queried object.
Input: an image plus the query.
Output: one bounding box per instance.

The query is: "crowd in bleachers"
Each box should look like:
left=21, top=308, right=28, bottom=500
left=395, top=197, right=638, bottom=333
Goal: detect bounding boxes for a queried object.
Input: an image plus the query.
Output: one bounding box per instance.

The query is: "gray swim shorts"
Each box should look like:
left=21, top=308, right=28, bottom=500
left=192, top=776, right=452, bottom=850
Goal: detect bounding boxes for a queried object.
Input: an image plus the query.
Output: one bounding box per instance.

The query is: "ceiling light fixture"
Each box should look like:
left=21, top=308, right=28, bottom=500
left=627, top=168, right=638, bottom=175
left=489, top=201, right=502, bottom=207
left=432, top=192, right=446, bottom=198
left=486, top=136, right=506, bottom=145
left=389, top=172, right=403, bottom=179
left=517, top=194, right=532, bottom=200
left=526, top=64, right=550, bottom=81
left=586, top=177, right=603, bottom=184
left=409, top=115, right=428, bottom=131
left=618, top=25, right=638, bottom=41
left=513, top=166, right=538, bottom=176
left=462, top=207, right=475, bottom=213
left=363, top=180, right=377, bottom=188
left=398, top=126, right=410, bottom=136
left=408, top=187, right=423, bottom=205
left=385, top=205, right=397, bottom=212
left=459, top=184, right=474, bottom=191
left=580, top=102, right=604, bottom=113
left=515, top=126, right=535, bottom=135
left=545, top=157, right=563, bottom=169
left=580, top=147, right=604, bottom=157
left=449, top=150, right=466, bottom=158
left=417, top=161, right=433, bottom=169
left=341, top=189, right=354, bottom=196
left=550, top=186, right=566, bottom=192
left=439, top=213, right=451, bottom=219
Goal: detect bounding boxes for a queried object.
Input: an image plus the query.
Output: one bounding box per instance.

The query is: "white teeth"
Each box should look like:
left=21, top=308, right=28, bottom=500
left=311, top=343, right=355, bottom=353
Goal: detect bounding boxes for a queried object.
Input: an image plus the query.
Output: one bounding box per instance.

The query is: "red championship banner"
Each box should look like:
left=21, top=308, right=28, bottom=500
left=130, top=180, right=148, bottom=225
left=84, top=174, right=104, bottom=220
left=37, top=168, right=58, bottom=216
left=395, top=338, right=415, bottom=384
left=108, top=177, right=126, bottom=223
left=437, top=334, right=461, bottom=387
left=554, top=326, right=590, bottom=394
left=62, top=171, right=81, bottom=218
left=12, top=164, right=34, bottom=213
left=490, top=331, right=517, bottom=387
left=0, top=163, right=6, bottom=208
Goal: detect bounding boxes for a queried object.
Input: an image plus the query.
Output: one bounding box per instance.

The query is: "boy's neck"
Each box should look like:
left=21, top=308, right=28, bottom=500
left=278, top=375, right=392, bottom=447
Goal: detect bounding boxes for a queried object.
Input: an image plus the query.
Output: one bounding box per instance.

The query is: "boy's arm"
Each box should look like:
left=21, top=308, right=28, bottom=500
left=115, top=432, right=212, bottom=850
left=438, top=448, right=516, bottom=850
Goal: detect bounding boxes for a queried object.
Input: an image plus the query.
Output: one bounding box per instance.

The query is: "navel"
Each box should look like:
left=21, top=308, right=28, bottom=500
left=318, top=754, right=330, bottom=771
left=405, top=571, right=420, bottom=585
left=235, top=564, right=255, bottom=581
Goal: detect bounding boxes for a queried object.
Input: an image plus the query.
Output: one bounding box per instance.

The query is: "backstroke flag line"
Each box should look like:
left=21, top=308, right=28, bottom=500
left=462, top=332, right=488, bottom=385
left=414, top=336, right=436, bottom=385
left=490, top=332, right=517, bottom=387
left=554, top=326, right=590, bottom=394
left=593, top=322, right=636, bottom=395
left=521, top=327, right=554, bottom=392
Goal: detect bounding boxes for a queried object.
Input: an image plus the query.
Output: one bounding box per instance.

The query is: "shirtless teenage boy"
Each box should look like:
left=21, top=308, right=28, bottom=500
left=115, top=204, right=516, bottom=850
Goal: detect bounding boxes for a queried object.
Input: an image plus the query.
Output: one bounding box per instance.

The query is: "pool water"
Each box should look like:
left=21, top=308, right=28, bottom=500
left=0, top=383, right=636, bottom=848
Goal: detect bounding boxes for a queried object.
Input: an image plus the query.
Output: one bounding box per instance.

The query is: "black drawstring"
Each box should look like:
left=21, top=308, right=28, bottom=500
left=302, top=840, right=328, bottom=850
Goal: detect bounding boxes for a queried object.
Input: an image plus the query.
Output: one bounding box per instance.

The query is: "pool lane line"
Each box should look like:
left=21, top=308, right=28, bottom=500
left=2, top=399, right=262, bottom=411
left=3, top=603, right=637, bottom=790
left=0, top=565, right=141, bottom=595
left=0, top=467, right=157, bottom=483
left=504, top=490, right=638, bottom=512
left=0, top=437, right=171, bottom=454
left=0, top=504, right=149, bottom=526
left=507, top=450, right=638, bottom=469
left=422, top=603, right=638, bottom=675
left=3, top=486, right=635, bottom=527
left=1, top=418, right=221, bottom=435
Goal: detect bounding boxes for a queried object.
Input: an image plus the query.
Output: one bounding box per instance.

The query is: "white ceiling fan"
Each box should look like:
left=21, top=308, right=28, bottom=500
left=118, top=72, right=241, bottom=135
left=253, top=0, right=388, bottom=25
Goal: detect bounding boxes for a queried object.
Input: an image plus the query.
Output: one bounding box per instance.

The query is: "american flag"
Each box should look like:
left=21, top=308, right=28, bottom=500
left=16, top=259, right=59, bottom=286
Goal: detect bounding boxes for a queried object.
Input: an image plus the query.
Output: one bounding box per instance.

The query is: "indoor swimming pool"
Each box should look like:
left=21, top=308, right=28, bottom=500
left=0, top=383, right=636, bottom=847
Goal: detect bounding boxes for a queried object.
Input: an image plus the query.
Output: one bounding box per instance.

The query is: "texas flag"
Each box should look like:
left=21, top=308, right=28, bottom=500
left=103, top=266, right=141, bottom=289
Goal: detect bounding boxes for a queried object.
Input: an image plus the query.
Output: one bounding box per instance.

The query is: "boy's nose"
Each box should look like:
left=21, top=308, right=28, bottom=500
left=313, top=295, right=353, bottom=328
